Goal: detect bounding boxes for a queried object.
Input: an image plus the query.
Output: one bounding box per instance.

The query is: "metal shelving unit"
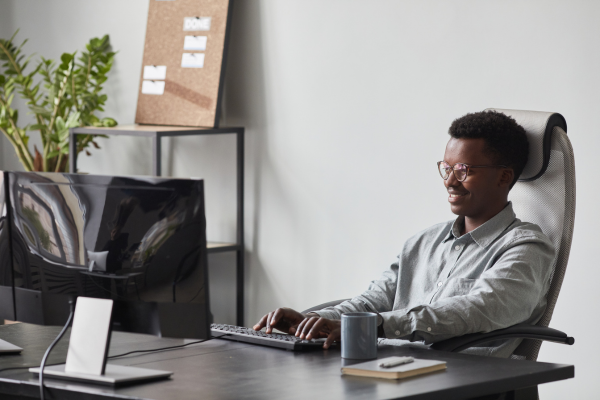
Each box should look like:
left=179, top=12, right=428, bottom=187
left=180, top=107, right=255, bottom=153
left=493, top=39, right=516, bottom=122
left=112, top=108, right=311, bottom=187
left=69, top=125, right=245, bottom=326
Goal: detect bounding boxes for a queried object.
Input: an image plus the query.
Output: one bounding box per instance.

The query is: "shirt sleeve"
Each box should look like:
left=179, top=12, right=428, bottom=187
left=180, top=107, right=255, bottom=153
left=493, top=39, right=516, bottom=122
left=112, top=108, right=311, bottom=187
left=382, top=235, right=556, bottom=343
left=310, top=262, right=399, bottom=320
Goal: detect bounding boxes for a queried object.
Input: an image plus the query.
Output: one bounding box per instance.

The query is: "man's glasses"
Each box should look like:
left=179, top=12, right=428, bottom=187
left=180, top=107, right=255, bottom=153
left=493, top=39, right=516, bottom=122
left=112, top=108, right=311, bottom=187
left=437, top=161, right=508, bottom=182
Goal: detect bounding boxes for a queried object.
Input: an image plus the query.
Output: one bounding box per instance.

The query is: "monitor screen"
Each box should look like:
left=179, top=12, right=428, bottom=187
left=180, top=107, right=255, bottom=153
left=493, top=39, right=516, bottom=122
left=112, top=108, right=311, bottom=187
left=0, top=173, right=15, bottom=321
left=1, top=172, right=210, bottom=339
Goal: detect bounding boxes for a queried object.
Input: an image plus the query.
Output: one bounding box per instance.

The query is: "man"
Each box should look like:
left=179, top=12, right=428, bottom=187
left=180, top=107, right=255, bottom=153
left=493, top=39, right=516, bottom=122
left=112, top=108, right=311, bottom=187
left=253, top=111, right=555, bottom=358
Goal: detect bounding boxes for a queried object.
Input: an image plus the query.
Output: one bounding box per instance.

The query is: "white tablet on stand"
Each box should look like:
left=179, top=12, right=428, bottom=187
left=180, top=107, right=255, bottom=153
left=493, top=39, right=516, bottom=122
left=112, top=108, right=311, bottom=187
left=30, top=297, right=172, bottom=386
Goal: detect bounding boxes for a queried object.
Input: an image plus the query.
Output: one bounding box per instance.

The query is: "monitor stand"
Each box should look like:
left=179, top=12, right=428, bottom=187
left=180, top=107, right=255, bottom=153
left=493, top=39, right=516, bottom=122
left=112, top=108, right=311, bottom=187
left=0, top=338, right=22, bottom=354
left=29, top=297, right=172, bottom=386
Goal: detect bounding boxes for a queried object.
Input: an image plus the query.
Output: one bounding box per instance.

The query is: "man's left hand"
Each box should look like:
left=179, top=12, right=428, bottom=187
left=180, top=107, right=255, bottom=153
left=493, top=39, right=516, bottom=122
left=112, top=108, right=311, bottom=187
left=295, top=315, right=341, bottom=349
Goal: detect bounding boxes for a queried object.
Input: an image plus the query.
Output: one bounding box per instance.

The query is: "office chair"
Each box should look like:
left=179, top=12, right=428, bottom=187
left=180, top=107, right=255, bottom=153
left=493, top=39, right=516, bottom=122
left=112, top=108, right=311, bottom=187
left=303, top=109, right=575, bottom=361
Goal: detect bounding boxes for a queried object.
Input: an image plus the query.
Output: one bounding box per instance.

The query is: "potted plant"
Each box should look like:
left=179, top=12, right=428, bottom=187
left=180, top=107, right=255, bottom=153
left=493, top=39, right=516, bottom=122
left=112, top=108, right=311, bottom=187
left=0, top=32, right=118, bottom=172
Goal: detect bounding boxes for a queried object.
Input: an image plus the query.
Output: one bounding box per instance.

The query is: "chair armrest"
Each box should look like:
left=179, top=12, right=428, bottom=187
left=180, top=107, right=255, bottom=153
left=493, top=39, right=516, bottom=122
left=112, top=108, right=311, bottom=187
left=430, top=324, right=575, bottom=352
left=301, top=299, right=350, bottom=314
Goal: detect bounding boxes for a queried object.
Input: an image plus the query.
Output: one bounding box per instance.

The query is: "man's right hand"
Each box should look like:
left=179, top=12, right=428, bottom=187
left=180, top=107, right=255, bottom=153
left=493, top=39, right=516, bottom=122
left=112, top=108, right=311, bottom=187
left=253, top=307, right=306, bottom=335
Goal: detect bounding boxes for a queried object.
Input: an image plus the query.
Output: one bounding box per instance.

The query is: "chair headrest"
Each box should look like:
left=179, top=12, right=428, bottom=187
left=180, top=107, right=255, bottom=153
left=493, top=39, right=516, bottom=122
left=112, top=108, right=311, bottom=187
left=484, top=108, right=567, bottom=182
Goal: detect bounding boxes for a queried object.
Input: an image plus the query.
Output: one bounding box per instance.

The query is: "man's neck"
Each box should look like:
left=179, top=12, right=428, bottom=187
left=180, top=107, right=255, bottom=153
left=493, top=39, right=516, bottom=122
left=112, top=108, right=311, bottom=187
left=461, top=202, right=509, bottom=236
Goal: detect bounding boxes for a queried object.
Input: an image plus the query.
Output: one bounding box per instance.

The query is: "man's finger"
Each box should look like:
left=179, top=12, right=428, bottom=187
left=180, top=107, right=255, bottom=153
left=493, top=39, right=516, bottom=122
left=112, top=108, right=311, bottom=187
left=295, top=318, right=309, bottom=337
left=253, top=314, right=269, bottom=331
left=289, top=323, right=300, bottom=335
left=306, top=318, right=327, bottom=340
left=270, top=308, right=286, bottom=328
left=299, top=317, right=319, bottom=339
left=323, top=329, right=339, bottom=349
left=265, top=311, right=274, bottom=334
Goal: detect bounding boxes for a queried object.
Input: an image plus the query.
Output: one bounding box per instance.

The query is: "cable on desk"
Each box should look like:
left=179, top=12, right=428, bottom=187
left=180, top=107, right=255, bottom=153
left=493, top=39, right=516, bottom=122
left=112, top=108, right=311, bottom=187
left=108, top=333, right=229, bottom=359
left=39, top=300, right=74, bottom=400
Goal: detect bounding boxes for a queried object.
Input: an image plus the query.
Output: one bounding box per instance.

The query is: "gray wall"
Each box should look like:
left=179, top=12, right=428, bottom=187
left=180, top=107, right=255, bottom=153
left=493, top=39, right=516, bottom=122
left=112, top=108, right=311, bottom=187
left=0, top=1, right=597, bottom=398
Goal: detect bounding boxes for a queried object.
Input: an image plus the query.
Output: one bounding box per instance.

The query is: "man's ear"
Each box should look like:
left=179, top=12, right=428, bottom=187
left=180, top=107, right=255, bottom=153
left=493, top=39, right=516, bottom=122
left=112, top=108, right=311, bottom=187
left=499, top=168, right=514, bottom=188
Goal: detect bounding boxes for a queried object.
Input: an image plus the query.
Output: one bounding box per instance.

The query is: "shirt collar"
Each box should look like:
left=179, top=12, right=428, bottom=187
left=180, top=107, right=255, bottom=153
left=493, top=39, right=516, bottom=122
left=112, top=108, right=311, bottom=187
left=444, top=202, right=517, bottom=248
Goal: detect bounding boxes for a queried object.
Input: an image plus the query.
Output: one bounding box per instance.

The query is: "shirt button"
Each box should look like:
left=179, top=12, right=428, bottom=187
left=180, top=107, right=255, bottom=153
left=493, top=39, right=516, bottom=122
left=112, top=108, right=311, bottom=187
left=427, top=327, right=432, bottom=332
left=395, top=330, right=401, bottom=336
left=437, top=281, right=443, bottom=287
left=454, top=245, right=461, bottom=251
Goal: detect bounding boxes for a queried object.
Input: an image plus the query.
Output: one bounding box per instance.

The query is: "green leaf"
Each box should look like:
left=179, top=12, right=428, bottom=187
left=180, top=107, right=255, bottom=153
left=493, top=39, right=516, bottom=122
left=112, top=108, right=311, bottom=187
left=60, top=53, right=73, bottom=64
left=47, top=150, right=60, bottom=159
left=66, top=111, right=80, bottom=128
left=29, top=105, right=51, bottom=117
left=55, top=116, right=66, bottom=131
left=28, top=124, right=46, bottom=131
left=101, top=117, right=117, bottom=127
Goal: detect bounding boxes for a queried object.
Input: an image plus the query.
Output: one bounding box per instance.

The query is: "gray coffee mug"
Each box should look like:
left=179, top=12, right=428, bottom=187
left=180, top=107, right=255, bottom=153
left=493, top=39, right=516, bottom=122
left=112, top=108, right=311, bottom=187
left=341, top=312, right=378, bottom=359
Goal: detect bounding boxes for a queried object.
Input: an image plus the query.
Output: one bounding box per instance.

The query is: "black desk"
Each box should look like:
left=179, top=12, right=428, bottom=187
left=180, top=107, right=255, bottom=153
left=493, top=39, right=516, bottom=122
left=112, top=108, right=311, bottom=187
left=0, top=323, right=573, bottom=400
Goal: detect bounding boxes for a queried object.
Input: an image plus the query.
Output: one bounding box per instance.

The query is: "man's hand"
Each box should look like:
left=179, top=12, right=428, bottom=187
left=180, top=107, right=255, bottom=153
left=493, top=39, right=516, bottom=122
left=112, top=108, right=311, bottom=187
left=253, top=307, right=306, bottom=335
left=295, top=316, right=340, bottom=349
left=253, top=309, right=341, bottom=349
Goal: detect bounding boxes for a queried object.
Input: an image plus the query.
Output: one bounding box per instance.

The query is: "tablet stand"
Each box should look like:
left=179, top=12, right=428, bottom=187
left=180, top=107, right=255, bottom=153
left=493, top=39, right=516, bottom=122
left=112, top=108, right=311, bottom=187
left=29, top=297, right=172, bottom=386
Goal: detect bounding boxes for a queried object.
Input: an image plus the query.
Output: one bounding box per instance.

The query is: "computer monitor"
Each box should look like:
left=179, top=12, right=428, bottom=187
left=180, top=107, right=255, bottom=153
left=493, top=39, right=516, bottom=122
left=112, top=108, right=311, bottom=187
left=0, top=171, right=211, bottom=339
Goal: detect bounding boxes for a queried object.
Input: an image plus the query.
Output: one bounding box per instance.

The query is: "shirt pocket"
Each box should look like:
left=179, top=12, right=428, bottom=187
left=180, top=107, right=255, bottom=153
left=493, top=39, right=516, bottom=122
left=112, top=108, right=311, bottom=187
left=434, top=278, right=478, bottom=300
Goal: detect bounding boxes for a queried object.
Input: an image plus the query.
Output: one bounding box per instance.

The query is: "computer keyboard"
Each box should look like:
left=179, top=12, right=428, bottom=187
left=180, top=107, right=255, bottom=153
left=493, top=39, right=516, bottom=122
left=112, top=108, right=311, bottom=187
left=210, top=324, right=328, bottom=351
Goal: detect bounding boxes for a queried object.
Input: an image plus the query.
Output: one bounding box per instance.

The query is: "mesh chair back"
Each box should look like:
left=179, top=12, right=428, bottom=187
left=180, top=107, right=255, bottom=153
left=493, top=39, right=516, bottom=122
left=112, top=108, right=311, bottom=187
left=487, top=109, right=576, bottom=361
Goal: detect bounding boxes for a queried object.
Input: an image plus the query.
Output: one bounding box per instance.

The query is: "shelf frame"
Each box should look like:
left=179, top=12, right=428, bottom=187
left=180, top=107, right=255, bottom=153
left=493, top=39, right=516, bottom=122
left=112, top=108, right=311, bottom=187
left=69, top=125, right=245, bottom=326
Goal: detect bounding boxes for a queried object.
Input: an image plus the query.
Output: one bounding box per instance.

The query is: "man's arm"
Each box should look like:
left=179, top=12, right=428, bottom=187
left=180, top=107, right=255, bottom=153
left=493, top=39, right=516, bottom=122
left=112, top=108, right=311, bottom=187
left=280, top=263, right=399, bottom=348
left=301, top=233, right=553, bottom=346
left=383, top=236, right=555, bottom=343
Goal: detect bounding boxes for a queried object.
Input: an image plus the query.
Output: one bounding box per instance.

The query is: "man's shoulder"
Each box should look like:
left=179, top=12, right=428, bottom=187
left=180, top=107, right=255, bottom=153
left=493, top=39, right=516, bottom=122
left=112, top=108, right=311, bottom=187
left=503, top=219, right=554, bottom=246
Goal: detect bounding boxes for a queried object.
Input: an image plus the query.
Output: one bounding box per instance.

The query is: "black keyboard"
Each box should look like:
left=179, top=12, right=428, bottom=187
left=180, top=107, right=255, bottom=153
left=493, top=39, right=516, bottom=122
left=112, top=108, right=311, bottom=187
left=210, top=324, right=327, bottom=351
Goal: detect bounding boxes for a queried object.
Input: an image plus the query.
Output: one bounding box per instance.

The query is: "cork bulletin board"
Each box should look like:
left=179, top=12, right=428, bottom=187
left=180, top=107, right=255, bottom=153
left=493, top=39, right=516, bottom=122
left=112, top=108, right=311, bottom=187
left=135, top=0, right=233, bottom=127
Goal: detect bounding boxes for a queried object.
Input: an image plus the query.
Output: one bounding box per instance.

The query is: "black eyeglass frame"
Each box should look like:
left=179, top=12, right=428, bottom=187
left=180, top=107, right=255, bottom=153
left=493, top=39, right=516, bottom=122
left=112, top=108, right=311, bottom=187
left=437, top=161, right=509, bottom=182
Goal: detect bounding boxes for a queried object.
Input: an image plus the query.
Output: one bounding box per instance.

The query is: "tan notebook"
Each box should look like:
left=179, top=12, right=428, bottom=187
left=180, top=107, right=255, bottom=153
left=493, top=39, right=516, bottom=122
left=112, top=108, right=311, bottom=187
left=341, top=357, right=446, bottom=380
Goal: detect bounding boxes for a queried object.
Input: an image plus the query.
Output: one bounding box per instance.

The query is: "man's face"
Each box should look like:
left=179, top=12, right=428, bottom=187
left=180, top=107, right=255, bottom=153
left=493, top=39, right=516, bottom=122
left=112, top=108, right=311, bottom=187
left=442, top=137, right=509, bottom=220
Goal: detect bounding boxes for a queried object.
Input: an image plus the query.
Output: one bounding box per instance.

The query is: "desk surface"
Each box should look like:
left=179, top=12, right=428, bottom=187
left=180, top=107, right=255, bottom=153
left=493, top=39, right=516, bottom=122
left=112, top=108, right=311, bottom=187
left=0, top=323, right=573, bottom=400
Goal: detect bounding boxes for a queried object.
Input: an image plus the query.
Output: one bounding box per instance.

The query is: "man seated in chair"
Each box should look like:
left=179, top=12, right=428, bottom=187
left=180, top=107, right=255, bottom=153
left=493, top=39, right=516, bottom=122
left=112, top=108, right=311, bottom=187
left=253, top=110, right=555, bottom=358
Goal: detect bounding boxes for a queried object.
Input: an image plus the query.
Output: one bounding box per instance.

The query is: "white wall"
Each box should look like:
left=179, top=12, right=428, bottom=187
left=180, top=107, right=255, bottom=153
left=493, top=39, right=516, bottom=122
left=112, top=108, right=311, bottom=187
left=0, top=1, right=597, bottom=398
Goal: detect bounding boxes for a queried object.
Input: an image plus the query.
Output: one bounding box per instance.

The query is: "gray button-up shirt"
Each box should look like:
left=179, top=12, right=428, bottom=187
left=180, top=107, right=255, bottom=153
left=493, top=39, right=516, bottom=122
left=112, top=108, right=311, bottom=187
left=313, top=202, right=555, bottom=358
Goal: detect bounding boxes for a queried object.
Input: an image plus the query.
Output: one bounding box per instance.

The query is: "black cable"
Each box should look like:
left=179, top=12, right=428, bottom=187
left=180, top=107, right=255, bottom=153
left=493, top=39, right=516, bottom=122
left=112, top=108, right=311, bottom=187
left=39, top=300, right=74, bottom=400
left=108, top=333, right=228, bottom=359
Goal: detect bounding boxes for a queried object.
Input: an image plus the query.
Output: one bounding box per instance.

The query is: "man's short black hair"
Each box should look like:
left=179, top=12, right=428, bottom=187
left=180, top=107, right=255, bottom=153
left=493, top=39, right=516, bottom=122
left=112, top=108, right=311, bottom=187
left=448, top=111, right=529, bottom=189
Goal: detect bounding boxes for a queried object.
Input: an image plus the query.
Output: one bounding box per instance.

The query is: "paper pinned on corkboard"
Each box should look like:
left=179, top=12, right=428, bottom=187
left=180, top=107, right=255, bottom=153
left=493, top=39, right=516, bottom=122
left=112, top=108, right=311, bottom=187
left=135, top=0, right=232, bottom=127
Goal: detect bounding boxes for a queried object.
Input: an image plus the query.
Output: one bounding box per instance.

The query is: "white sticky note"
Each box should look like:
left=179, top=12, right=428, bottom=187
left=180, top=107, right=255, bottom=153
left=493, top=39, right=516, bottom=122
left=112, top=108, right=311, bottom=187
left=181, top=53, right=205, bottom=68
left=183, top=17, right=211, bottom=31
left=141, top=80, right=165, bottom=95
left=184, top=36, right=207, bottom=51
left=143, top=65, right=167, bottom=80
